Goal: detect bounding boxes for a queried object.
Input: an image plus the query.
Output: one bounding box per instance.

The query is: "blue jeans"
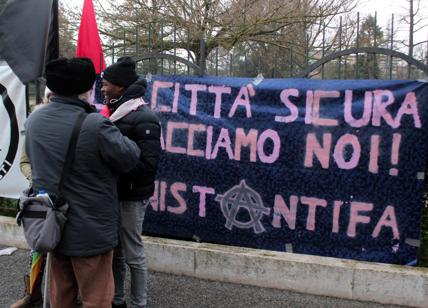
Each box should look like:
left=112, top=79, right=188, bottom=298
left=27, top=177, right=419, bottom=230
left=113, top=200, right=148, bottom=307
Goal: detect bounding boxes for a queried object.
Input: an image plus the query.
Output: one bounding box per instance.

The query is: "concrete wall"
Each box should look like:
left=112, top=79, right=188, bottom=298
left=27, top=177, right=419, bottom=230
left=1, top=216, right=428, bottom=307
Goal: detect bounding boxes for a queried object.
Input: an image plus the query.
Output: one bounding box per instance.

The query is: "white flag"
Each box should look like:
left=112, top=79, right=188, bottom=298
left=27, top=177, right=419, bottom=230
left=0, top=61, right=29, bottom=198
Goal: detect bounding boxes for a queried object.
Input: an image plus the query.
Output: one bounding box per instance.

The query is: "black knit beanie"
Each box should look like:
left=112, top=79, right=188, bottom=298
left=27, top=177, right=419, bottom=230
left=46, top=57, right=96, bottom=96
left=103, top=56, right=138, bottom=87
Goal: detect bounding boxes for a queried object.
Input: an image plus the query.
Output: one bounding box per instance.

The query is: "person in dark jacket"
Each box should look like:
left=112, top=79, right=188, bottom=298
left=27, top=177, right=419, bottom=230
left=102, top=57, right=161, bottom=308
left=25, top=57, right=141, bottom=308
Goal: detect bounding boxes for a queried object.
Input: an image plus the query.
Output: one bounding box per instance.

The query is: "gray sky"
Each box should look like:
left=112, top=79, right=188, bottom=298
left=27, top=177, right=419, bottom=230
left=357, top=0, right=428, bottom=43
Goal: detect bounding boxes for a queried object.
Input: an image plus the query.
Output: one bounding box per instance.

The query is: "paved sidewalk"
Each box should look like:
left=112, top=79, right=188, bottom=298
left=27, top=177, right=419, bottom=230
left=0, top=248, right=405, bottom=308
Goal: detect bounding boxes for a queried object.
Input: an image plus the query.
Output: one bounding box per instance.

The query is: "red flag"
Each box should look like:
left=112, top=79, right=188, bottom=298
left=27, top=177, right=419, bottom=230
left=76, top=0, right=105, bottom=74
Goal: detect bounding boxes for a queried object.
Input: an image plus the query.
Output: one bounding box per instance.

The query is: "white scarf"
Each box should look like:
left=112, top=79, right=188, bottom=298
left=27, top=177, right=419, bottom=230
left=109, top=97, right=147, bottom=122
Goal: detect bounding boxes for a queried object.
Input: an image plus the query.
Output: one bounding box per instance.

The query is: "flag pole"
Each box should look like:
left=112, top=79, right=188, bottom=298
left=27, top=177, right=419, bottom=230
left=48, top=0, right=59, bottom=61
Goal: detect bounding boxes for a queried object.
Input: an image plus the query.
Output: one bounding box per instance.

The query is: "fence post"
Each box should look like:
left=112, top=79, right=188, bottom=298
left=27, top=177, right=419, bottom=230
left=136, top=25, right=139, bottom=56
left=230, top=52, right=233, bottom=77
left=187, top=28, right=190, bottom=75
left=373, top=12, right=377, bottom=79
left=112, top=42, right=115, bottom=64
left=173, top=24, right=177, bottom=75
left=426, top=31, right=428, bottom=66
left=161, top=21, right=164, bottom=75
left=355, top=12, right=360, bottom=79
left=389, top=14, right=394, bottom=79
left=245, top=53, right=248, bottom=77
left=272, top=52, right=276, bottom=78
left=200, top=36, right=206, bottom=75
left=338, top=16, right=342, bottom=79
left=215, top=47, right=219, bottom=76
left=322, top=23, right=325, bottom=79
left=305, top=33, right=309, bottom=68
left=123, top=28, right=126, bottom=56
left=148, top=24, right=153, bottom=73
left=100, top=52, right=103, bottom=73
left=35, top=79, right=41, bottom=105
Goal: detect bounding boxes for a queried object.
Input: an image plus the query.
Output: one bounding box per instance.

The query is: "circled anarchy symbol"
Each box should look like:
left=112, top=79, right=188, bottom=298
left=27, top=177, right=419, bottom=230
left=0, top=84, right=19, bottom=181
left=215, top=180, right=270, bottom=234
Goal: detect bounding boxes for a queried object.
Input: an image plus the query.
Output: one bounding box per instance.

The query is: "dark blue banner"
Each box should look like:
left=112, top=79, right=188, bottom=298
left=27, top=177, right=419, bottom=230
left=142, top=75, right=428, bottom=265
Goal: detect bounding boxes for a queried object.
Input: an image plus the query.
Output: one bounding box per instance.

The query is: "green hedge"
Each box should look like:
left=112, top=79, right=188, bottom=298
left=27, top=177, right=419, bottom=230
left=0, top=197, right=17, bottom=217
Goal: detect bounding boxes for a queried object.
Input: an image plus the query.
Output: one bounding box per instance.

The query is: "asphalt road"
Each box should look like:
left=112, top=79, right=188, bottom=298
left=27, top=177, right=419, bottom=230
left=0, top=248, right=406, bottom=308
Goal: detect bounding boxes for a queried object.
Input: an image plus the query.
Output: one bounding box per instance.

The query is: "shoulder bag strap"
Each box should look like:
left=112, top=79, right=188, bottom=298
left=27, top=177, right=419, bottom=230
left=57, top=112, right=88, bottom=193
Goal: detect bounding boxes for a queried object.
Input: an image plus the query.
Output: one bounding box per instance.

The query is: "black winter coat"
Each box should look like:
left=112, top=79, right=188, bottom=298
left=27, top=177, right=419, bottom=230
left=109, top=79, right=161, bottom=201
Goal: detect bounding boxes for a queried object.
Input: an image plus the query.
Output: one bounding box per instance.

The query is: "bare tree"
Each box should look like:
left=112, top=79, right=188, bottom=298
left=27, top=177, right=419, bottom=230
left=399, top=0, right=428, bottom=77
left=58, top=3, right=77, bottom=58
left=85, top=0, right=357, bottom=69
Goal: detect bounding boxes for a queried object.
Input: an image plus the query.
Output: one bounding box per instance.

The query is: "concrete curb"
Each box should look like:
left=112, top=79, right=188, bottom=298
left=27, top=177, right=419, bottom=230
left=1, top=216, right=427, bottom=307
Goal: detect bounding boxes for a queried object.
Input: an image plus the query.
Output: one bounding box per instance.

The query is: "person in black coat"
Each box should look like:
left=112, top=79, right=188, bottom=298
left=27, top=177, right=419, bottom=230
left=102, top=57, right=161, bottom=308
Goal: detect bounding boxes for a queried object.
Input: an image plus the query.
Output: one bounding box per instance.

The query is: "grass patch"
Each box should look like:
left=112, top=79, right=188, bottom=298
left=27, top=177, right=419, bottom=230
left=0, top=197, right=17, bottom=217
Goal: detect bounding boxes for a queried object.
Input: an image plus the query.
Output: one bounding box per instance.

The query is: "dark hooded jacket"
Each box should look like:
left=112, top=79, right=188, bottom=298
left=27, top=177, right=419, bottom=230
left=108, top=79, right=161, bottom=201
